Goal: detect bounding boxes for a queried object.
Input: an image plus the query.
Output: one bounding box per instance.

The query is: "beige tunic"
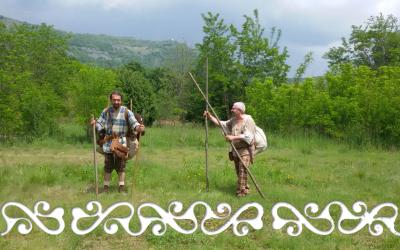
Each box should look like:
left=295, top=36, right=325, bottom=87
left=220, top=114, right=256, bottom=156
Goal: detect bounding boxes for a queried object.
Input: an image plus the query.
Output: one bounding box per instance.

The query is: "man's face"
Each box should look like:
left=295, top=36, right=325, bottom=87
left=231, top=107, right=241, bottom=116
left=111, top=94, right=122, bottom=109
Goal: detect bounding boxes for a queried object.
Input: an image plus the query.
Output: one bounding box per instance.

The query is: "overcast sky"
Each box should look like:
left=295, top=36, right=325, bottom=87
left=1, top=0, right=399, bottom=76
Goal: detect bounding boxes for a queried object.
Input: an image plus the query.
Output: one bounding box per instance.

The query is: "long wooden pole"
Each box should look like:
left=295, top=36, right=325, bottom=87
left=189, top=72, right=265, bottom=199
left=91, top=114, right=99, bottom=198
left=205, top=57, right=209, bottom=192
left=130, top=99, right=137, bottom=201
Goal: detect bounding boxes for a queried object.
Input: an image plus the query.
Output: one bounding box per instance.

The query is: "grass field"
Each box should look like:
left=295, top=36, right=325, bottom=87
left=0, top=124, right=400, bottom=249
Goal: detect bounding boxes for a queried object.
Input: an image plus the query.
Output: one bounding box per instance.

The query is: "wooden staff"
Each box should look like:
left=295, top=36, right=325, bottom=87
left=131, top=100, right=143, bottom=201
left=130, top=99, right=136, bottom=200
left=189, top=72, right=265, bottom=199
left=205, top=57, right=210, bottom=192
left=91, top=114, right=99, bottom=198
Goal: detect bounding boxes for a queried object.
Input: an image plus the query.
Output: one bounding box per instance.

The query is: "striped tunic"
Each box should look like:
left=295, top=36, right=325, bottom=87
left=95, top=106, right=139, bottom=153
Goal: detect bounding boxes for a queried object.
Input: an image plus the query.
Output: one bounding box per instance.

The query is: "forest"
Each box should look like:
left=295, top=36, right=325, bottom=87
left=0, top=11, right=399, bottom=147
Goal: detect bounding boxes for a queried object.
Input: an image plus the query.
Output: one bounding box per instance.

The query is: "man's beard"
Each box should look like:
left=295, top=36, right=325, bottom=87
left=113, top=104, right=121, bottom=109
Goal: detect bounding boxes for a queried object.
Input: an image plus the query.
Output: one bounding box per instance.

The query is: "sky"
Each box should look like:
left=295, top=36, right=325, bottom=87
left=1, top=0, right=399, bottom=76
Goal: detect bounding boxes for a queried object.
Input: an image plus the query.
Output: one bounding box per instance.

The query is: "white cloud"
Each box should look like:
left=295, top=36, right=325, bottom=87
left=377, top=0, right=400, bottom=16
left=52, top=0, right=186, bottom=11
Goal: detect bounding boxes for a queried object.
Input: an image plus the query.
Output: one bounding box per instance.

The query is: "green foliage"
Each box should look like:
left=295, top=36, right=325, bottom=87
left=1, top=12, right=399, bottom=148
left=117, top=64, right=157, bottom=124
left=0, top=21, right=120, bottom=141
left=244, top=14, right=400, bottom=147
left=0, top=22, right=71, bottom=139
left=68, top=63, right=116, bottom=125
left=294, top=52, right=313, bottom=83
left=162, top=43, right=197, bottom=120
left=233, top=10, right=290, bottom=86
left=324, top=13, right=400, bottom=70
left=246, top=64, right=400, bottom=147
left=148, top=68, right=186, bottom=120
left=192, top=12, right=237, bottom=121
left=322, top=13, right=400, bottom=145
left=192, top=10, right=291, bottom=122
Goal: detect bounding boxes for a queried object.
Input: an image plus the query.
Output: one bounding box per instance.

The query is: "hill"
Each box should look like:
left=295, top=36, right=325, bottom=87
left=65, top=33, right=192, bottom=68
left=0, top=14, right=195, bottom=68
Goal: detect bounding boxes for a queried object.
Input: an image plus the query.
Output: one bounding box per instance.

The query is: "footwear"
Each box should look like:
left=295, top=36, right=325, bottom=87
left=118, top=185, right=126, bottom=193
left=236, top=189, right=248, bottom=197
left=236, top=192, right=247, bottom=197
left=103, top=185, right=109, bottom=193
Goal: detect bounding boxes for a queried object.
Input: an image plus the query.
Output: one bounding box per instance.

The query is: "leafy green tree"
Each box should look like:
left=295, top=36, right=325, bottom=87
left=245, top=78, right=277, bottom=129
left=324, top=14, right=400, bottom=69
left=189, top=12, right=238, bottom=121
left=146, top=68, right=184, bottom=120
left=294, top=52, right=313, bottom=84
left=68, top=63, right=116, bottom=126
left=0, top=22, right=71, bottom=139
left=163, top=43, right=196, bottom=96
left=117, top=66, right=156, bottom=125
left=161, top=43, right=196, bottom=120
left=232, top=10, right=290, bottom=86
left=193, top=10, right=292, bottom=123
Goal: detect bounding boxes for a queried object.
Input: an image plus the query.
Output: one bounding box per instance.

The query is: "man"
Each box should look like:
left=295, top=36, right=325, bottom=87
left=92, top=91, right=145, bottom=193
left=204, top=102, right=256, bottom=197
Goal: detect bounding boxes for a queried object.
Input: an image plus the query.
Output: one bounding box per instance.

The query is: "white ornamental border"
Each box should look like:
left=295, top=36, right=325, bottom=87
left=1, top=201, right=399, bottom=236
left=272, top=201, right=400, bottom=236
left=1, top=201, right=263, bottom=236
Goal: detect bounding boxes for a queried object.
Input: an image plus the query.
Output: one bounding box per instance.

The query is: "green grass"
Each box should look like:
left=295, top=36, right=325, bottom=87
left=0, top=125, right=400, bottom=249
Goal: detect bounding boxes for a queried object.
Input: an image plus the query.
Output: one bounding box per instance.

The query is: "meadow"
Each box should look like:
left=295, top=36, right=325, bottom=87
left=0, top=124, right=399, bottom=249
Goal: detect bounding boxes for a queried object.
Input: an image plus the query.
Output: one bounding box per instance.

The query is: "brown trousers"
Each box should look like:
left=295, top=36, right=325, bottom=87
left=104, top=154, right=126, bottom=173
left=233, top=155, right=251, bottom=194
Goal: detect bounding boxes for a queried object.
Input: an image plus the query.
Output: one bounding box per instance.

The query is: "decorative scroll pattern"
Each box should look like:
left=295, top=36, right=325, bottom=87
left=0, top=201, right=65, bottom=236
left=3, top=200, right=399, bottom=236
left=272, top=201, right=400, bottom=236
left=71, top=201, right=264, bottom=236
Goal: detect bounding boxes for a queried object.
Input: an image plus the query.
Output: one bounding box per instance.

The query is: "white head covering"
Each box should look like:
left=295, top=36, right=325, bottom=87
left=232, top=102, right=245, bottom=113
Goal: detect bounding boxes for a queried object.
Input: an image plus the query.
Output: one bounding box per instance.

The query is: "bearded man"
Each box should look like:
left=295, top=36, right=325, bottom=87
left=92, top=91, right=145, bottom=193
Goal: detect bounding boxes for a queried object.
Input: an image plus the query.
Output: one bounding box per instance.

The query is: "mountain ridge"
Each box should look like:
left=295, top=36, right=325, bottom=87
left=0, top=14, right=195, bottom=68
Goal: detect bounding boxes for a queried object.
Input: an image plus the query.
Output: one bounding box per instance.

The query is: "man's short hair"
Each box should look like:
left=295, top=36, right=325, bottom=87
left=109, top=91, right=123, bottom=100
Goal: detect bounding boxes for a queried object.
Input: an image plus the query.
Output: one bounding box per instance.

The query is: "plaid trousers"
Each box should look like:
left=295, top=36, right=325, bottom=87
left=233, top=155, right=251, bottom=194
left=104, top=153, right=126, bottom=173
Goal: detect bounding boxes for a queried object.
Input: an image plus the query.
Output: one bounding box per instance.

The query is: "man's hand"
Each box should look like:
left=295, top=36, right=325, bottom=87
left=225, top=135, right=235, bottom=142
left=203, top=111, right=211, bottom=119
left=136, top=124, right=145, bottom=133
left=90, top=118, right=96, bottom=126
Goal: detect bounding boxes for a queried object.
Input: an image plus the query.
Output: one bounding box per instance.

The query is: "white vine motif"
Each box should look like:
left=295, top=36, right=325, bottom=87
left=271, top=201, right=400, bottom=236
left=0, top=201, right=65, bottom=236
left=71, top=201, right=263, bottom=236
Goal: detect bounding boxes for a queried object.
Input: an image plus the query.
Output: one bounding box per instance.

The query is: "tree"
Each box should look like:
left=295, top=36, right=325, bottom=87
left=324, top=13, right=400, bottom=69
left=191, top=12, right=237, bottom=120
left=117, top=66, right=156, bottom=125
left=232, top=10, right=290, bottom=86
left=294, top=52, right=313, bottom=84
left=163, top=43, right=196, bottom=97
left=68, top=63, right=116, bottom=125
left=0, top=22, right=72, bottom=139
left=161, top=43, right=196, bottom=120
left=191, top=9, right=292, bottom=122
